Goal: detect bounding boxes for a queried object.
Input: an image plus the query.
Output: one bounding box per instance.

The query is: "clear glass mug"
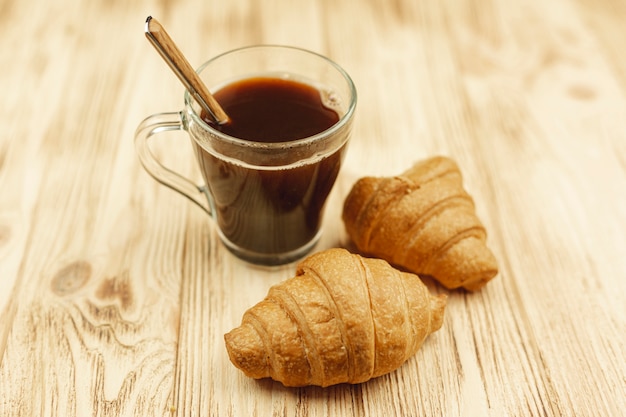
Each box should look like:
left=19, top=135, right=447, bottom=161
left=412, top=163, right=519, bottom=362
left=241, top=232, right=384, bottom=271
left=135, top=45, right=357, bottom=265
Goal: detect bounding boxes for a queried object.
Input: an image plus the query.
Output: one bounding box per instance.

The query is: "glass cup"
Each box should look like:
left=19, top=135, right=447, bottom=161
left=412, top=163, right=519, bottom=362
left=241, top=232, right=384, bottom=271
left=135, top=45, right=357, bottom=265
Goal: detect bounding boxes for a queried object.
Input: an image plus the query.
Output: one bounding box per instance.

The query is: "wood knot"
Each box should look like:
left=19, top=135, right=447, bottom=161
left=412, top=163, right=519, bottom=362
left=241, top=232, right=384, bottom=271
left=0, top=224, right=10, bottom=247
left=51, top=261, right=92, bottom=296
left=96, top=271, right=134, bottom=311
left=567, top=84, right=596, bottom=101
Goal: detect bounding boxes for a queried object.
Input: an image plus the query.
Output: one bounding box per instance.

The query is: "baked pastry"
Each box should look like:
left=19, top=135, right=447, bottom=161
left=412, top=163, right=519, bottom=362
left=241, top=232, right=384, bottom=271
left=342, top=156, right=498, bottom=291
left=224, top=248, right=446, bottom=387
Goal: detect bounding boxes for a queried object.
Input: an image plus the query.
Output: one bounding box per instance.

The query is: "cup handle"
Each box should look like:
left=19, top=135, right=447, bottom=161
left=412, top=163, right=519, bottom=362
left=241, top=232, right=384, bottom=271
left=134, top=111, right=212, bottom=216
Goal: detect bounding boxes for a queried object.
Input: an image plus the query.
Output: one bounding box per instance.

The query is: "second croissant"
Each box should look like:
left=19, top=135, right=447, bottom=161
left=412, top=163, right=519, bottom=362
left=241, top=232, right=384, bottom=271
left=342, top=156, right=498, bottom=291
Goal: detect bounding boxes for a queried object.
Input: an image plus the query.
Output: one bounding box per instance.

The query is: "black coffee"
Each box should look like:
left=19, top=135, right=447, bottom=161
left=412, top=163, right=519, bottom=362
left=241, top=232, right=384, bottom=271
left=195, top=77, right=345, bottom=261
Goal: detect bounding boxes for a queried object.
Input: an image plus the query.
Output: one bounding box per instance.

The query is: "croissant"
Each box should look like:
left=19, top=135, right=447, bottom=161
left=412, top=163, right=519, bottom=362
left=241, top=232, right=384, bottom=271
left=224, top=248, right=446, bottom=387
left=342, top=156, right=498, bottom=291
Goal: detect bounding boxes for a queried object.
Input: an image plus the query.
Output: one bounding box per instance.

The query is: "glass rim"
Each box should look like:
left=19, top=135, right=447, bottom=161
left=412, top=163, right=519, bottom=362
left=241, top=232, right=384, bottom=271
left=183, top=44, right=357, bottom=151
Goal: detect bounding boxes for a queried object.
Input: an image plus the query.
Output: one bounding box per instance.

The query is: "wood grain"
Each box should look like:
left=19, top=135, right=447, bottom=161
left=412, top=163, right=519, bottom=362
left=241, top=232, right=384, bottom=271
left=1, top=0, right=625, bottom=416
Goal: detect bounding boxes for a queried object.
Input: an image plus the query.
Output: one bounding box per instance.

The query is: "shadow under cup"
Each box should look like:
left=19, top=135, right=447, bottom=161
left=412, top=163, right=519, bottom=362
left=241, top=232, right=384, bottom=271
left=183, top=46, right=356, bottom=265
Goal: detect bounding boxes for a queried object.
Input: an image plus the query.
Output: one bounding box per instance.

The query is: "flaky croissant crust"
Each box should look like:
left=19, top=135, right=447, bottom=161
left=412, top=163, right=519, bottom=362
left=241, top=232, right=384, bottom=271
left=342, top=156, right=498, bottom=291
left=224, top=248, right=446, bottom=387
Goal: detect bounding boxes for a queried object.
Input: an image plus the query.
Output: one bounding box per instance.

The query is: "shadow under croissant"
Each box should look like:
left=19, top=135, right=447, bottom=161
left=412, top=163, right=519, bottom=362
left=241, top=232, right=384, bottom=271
left=240, top=338, right=442, bottom=392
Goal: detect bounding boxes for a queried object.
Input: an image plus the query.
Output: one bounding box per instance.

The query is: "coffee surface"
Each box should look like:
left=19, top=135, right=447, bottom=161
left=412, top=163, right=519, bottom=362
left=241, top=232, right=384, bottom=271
left=206, top=77, right=340, bottom=142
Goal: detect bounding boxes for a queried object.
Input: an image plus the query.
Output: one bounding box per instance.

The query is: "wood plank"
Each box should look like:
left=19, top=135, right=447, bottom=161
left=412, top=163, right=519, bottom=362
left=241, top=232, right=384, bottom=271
left=0, top=0, right=625, bottom=415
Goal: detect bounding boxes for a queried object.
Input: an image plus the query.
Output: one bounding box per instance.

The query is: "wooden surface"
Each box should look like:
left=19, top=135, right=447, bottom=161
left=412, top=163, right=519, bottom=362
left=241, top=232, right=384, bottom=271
left=1, top=0, right=625, bottom=416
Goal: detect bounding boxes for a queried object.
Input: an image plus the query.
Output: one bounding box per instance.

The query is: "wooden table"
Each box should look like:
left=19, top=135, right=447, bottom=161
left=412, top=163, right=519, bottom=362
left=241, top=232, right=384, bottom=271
left=1, top=0, right=625, bottom=415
